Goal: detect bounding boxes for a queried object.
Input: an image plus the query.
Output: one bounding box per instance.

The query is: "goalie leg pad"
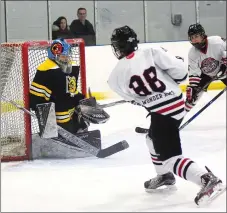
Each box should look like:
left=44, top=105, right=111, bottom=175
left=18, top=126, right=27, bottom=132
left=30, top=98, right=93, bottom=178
left=31, top=134, right=93, bottom=159
left=35, top=102, right=58, bottom=139
left=150, top=113, right=183, bottom=161
left=56, top=129, right=101, bottom=150
left=75, top=130, right=101, bottom=149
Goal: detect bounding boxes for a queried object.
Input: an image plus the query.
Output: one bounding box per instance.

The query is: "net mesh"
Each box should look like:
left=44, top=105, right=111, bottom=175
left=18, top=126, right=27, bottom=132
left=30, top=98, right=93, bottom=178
left=0, top=40, right=85, bottom=160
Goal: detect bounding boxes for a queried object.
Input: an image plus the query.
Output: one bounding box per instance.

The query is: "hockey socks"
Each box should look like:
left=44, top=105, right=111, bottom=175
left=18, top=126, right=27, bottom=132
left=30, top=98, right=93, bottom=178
left=146, top=135, right=168, bottom=175
left=165, top=156, right=207, bottom=186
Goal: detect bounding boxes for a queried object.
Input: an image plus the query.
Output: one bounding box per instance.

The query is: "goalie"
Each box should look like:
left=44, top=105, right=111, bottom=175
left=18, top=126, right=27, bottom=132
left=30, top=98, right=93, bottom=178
left=29, top=38, right=109, bottom=159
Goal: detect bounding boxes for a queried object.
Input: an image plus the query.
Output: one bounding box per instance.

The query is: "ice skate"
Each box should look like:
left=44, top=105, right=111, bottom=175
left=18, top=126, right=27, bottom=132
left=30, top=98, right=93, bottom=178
left=195, top=167, right=226, bottom=206
left=144, top=172, right=176, bottom=193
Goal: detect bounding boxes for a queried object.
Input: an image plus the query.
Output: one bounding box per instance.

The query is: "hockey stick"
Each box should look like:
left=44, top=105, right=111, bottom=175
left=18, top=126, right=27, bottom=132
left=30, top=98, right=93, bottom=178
left=178, top=87, right=226, bottom=130
left=1, top=96, right=129, bottom=158
left=87, top=87, right=128, bottom=108
left=135, top=87, right=226, bottom=134
left=100, top=100, right=128, bottom=108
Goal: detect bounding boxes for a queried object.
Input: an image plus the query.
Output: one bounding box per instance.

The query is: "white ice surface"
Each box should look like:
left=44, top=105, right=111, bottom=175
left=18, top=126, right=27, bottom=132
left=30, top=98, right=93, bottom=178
left=1, top=90, right=226, bottom=212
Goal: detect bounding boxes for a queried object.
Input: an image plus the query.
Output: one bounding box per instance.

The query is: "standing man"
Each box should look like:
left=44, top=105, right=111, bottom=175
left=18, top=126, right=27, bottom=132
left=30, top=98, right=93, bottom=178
left=70, top=8, right=96, bottom=46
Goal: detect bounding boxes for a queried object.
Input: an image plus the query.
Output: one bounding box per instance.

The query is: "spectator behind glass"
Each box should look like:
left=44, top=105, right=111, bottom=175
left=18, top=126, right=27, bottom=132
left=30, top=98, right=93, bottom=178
left=52, top=16, right=73, bottom=40
left=70, top=8, right=96, bottom=46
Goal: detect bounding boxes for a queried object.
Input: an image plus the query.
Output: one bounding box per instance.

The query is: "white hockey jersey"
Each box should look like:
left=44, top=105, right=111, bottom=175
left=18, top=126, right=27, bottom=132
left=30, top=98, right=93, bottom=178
left=188, top=36, right=226, bottom=86
left=108, top=47, right=188, bottom=120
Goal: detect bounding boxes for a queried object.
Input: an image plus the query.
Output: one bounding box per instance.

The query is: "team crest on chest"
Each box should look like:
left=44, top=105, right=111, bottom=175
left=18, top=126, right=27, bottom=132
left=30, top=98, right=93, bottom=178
left=66, top=76, right=78, bottom=97
left=200, top=57, right=219, bottom=76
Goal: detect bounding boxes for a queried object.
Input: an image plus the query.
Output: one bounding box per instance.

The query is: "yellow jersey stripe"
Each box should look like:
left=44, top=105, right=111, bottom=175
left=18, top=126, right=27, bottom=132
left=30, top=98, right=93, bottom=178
left=56, top=114, right=70, bottom=120
left=56, top=111, right=70, bottom=116
left=57, top=117, right=71, bottom=123
left=56, top=108, right=75, bottom=116
left=30, top=85, right=51, bottom=98
left=30, top=90, right=50, bottom=101
left=31, top=82, right=52, bottom=94
left=37, top=58, right=59, bottom=71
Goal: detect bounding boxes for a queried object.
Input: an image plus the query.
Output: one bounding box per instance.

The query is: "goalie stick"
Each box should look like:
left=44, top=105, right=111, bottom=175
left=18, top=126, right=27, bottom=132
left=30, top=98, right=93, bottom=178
left=2, top=96, right=129, bottom=158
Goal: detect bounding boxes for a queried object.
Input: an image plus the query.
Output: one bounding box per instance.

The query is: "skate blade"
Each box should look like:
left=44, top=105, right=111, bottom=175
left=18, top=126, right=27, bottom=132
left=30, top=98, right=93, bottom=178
left=145, top=185, right=177, bottom=193
left=197, top=183, right=226, bottom=207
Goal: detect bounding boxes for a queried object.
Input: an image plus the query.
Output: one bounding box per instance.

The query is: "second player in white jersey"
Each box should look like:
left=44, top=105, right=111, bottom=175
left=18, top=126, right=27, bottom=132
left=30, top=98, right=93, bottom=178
left=189, top=36, right=226, bottom=79
left=108, top=25, right=225, bottom=206
left=185, top=23, right=226, bottom=112
left=108, top=46, right=187, bottom=120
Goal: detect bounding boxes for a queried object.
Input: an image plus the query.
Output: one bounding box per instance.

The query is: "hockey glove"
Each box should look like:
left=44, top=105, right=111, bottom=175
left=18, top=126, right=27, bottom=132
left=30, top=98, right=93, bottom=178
left=185, top=85, right=203, bottom=112
left=217, top=64, right=227, bottom=80
left=77, top=97, right=110, bottom=124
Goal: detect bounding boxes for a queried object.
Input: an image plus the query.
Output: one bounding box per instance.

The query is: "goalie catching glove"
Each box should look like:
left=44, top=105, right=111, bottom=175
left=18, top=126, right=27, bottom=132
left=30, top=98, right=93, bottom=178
left=76, top=97, right=110, bottom=124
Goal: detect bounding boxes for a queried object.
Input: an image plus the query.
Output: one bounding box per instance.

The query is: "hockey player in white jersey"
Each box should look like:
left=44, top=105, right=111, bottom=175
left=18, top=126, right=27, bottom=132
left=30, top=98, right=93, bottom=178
left=185, top=23, right=226, bottom=111
left=108, top=25, right=225, bottom=205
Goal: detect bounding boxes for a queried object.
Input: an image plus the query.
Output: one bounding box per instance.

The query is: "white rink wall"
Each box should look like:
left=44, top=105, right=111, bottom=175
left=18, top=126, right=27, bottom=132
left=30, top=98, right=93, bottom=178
left=85, top=41, right=191, bottom=98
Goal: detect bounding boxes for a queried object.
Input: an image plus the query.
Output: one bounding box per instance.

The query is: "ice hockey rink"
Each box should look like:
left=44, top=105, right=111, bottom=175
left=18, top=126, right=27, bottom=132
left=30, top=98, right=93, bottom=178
left=1, top=90, right=226, bottom=212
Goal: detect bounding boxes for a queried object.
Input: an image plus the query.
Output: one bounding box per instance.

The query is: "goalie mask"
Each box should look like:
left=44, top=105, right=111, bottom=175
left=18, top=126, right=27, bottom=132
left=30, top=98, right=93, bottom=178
left=48, top=38, right=72, bottom=74
left=188, top=23, right=207, bottom=50
left=111, top=25, right=139, bottom=60
left=78, top=97, right=110, bottom=124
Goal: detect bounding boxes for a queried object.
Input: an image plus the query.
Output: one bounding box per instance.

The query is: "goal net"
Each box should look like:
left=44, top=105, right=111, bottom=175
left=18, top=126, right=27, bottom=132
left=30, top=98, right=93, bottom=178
left=0, top=39, right=87, bottom=162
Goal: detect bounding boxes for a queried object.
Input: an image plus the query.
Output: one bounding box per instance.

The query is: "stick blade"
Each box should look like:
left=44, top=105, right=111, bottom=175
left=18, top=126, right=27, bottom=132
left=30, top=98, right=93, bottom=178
left=96, top=140, right=129, bottom=158
left=135, top=127, right=149, bottom=134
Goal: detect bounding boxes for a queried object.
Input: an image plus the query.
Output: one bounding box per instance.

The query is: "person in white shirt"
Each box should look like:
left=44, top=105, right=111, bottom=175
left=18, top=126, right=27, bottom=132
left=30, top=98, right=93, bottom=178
left=108, top=25, right=225, bottom=206
left=186, top=23, right=226, bottom=112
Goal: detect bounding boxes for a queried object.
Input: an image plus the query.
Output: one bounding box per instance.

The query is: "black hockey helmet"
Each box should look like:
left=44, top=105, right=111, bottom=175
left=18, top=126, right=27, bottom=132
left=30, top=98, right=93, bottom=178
left=188, top=23, right=207, bottom=49
left=111, top=25, right=139, bottom=59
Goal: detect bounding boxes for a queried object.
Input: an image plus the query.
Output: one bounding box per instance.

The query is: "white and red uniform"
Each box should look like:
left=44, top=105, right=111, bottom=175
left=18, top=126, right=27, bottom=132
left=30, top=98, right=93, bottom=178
left=185, top=36, right=226, bottom=112
left=108, top=46, right=188, bottom=120
left=188, top=36, right=226, bottom=86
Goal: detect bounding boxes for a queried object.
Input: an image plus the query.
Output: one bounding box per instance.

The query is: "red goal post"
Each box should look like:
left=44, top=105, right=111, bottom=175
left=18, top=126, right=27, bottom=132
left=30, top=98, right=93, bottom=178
left=0, top=38, right=87, bottom=162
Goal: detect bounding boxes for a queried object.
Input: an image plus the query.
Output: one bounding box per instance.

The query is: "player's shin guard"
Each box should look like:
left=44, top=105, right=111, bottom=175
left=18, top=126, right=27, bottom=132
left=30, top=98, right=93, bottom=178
left=146, top=135, right=168, bottom=175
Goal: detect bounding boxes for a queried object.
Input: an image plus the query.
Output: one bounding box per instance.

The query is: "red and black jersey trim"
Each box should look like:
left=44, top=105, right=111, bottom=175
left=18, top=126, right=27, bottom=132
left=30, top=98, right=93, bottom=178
left=146, top=94, right=185, bottom=117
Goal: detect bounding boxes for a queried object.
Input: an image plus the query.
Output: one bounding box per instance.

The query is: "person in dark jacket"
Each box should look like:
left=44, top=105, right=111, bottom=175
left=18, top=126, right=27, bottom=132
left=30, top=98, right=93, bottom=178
left=70, top=8, right=96, bottom=45
left=52, top=16, right=73, bottom=40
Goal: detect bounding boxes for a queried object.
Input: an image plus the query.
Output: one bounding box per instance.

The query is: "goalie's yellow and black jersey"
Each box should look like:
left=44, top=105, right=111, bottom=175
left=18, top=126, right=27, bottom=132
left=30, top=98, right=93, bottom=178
left=29, top=58, right=84, bottom=124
